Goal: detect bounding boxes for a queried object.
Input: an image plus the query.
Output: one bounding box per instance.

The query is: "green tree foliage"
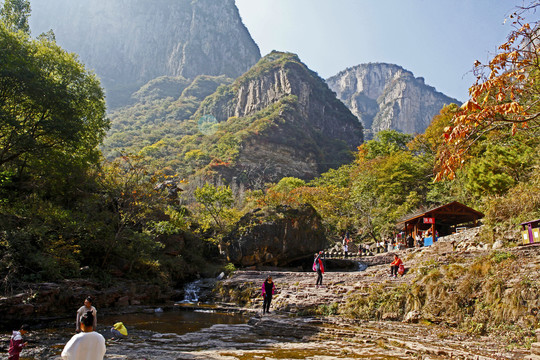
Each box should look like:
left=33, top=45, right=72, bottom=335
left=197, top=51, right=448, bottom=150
left=362, top=130, right=413, bottom=159
left=0, top=0, right=30, bottom=33
left=0, top=24, right=108, bottom=178
left=193, top=183, right=238, bottom=235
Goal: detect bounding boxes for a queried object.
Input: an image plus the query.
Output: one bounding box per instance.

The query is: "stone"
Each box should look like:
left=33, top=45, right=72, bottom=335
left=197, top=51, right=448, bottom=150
left=223, top=204, right=327, bottom=267
left=116, top=296, right=130, bottom=307
left=403, top=310, right=421, bottom=323
left=326, top=63, right=460, bottom=139
left=30, top=0, right=261, bottom=109
left=493, top=240, right=504, bottom=249
left=532, top=342, right=540, bottom=355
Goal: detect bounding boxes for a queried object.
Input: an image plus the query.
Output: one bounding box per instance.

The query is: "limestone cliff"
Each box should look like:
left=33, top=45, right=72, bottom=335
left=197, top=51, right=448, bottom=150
left=193, top=52, right=364, bottom=187
left=326, top=63, right=460, bottom=138
left=29, top=0, right=261, bottom=108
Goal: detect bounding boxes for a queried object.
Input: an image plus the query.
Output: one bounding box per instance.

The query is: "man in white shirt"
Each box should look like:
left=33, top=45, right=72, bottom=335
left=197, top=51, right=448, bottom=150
left=63, top=310, right=105, bottom=360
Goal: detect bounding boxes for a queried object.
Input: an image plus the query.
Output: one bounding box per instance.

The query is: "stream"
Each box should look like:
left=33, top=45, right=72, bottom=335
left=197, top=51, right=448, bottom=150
left=0, top=275, right=529, bottom=360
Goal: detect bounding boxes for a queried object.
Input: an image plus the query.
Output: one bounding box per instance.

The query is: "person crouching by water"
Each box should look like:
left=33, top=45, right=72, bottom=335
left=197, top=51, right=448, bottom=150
left=8, top=324, right=29, bottom=360
left=262, top=276, right=276, bottom=314
left=110, top=322, right=128, bottom=340
left=313, top=251, right=325, bottom=287
left=62, top=310, right=106, bottom=360
left=389, top=254, right=403, bottom=278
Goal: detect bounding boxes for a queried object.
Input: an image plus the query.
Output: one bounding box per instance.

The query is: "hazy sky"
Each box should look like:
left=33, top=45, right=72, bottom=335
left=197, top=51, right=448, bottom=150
left=235, top=0, right=531, bottom=102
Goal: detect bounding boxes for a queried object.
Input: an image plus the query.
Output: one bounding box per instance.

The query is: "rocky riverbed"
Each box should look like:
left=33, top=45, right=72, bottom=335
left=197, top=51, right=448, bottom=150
left=0, top=311, right=529, bottom=359
left=1, top=232, right=539, bottom=359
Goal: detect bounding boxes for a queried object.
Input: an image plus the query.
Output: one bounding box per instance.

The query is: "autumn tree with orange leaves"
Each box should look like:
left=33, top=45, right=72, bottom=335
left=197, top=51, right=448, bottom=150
left=436, top=3, right=540, bottom=181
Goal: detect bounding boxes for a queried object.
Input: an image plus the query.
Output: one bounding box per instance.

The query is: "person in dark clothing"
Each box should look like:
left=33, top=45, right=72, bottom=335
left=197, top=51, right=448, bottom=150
left=261, top=276, right=276, bottom=314
left=406, top=234, right=414, bottom=248
left=313, top=252, right=325, bottom=287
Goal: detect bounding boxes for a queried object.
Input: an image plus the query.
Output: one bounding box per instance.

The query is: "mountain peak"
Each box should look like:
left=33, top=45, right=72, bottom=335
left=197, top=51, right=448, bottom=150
left=327, top=63, right=460, bottom=138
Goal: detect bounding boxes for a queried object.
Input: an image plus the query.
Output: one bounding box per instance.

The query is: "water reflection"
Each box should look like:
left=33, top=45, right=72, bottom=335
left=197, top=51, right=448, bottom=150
left=99, top=310, right=246, bottom=336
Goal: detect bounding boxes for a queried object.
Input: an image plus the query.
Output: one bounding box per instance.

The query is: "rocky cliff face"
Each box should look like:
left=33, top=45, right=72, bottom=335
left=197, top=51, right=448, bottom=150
left=223, top=204, right=327, bottom=266
left=195, top=52, right=364, bottom=186
left=29, top=0, right=261, bottom=108
left=326, top=63, right=460, bottom=138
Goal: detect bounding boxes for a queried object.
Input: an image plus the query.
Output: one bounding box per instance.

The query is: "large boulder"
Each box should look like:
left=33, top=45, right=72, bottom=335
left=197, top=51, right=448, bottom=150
left=223, top=204, right=327, bottom=267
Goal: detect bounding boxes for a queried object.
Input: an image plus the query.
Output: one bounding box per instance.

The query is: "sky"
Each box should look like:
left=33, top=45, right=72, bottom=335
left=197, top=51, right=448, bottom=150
left=235, top=0, right=534, bottom=102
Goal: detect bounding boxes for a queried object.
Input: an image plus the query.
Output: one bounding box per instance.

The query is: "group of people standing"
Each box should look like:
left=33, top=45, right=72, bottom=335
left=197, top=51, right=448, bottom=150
left=260, top=250, right=326, bottom=314
left=8, top=296, right=127, bottom=360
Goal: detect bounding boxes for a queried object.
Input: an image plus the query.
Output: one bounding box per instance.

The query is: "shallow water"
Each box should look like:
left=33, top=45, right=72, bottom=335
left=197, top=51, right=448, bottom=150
left=3, top=309, right=248, bottom=359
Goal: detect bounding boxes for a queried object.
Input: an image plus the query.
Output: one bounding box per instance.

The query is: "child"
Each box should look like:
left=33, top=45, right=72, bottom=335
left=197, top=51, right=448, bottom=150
left=8, top=324, right=29, bottom=360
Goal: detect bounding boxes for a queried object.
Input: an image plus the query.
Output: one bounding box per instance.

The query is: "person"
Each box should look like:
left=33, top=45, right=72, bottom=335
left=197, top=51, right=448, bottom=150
left=110, top=322, right=128, bottom=340
left=313, top=251, right=325, bottom=287
left=76, top=296, right=97, bottom=332
left=261, top=276, right=276, bottom=314
left=406, top=234, right=414, bottom=248
left=389, top=254, right=403, bottom=278
left=8, top=324, right=29, bottom=360
left=62, top=311, right=106, bottom=360
left=343, top=243, right=348, bottom=258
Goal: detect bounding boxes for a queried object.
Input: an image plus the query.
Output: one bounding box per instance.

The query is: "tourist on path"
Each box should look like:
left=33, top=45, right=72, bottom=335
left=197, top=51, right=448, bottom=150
left=313, top=251, right=325, bottom=287
left=389, top=254, right=403, bottom=278
left=76, top=296, right=97, bottom=332
left=62, top=311, right=106, bottom=360
left=8, top=324, right=29, bottom=360
left=261, top=276, right=276, bottom=314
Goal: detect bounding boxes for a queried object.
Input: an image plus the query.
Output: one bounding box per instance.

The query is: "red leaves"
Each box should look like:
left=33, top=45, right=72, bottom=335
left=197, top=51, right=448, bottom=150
left=435, top=10, right=540, bottom=182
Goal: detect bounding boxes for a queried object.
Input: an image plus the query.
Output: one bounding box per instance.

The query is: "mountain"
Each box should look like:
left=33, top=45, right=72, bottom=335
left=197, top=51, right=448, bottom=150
left=326, top=63, right=460, bottom=139
left=28, top=0, right=261, bottom=109
left=104, top=52, right=364, bottom=188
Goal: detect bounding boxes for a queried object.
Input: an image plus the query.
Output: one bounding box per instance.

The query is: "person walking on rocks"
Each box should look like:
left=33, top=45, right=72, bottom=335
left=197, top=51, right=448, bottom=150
left=76, top=296, right=97, bottom=332
left=8, top=324, right=29, bottom=360
left=313, top=251, right=325, bottom=287
left=261, top=276, right=276, bottom=314
left=389, top=254, right=403, bottom=278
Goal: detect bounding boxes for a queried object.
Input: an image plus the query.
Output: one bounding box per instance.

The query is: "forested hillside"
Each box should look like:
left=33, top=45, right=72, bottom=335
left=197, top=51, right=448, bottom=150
left=104, top=52, right=364, bottom=189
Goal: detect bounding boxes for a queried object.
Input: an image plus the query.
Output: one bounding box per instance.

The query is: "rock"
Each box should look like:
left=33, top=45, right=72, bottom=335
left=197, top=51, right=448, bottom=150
left=197, top=52, right=364, bottom=187
left=223, top=204, right=327, bottom=267
left=30, top=0, right=261, bottom=109
left=381, top=312, right=401, bottom=321
left=493, top=240, right=504, bottom=249
left=217, top=272, right=225, bottom=280
left=116, top=296, right=130, bottom=307
left=403, top=310, right=421, bottom=323
left=533, top=342, right=540, bottom=355
left=326, top=63, right=460, bottom=139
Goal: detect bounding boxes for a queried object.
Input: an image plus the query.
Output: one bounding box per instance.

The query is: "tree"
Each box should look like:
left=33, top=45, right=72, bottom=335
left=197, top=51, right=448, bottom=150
left=437, top=5, right=540, bottom=180
left=362, top=130, right=413, bottom=159
left=0, top=0, right=31, bottom=34
left=0, top=24, right=108, bottom=178
left=194, top=183, right=236, bottom=234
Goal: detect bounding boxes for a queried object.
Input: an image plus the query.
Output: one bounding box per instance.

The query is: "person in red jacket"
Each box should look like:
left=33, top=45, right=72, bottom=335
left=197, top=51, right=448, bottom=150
left=8, top=324, right=29, bottom=360
left=389, top=254, right=403, bottom=278
left=313, top=251, right=325, bottom=287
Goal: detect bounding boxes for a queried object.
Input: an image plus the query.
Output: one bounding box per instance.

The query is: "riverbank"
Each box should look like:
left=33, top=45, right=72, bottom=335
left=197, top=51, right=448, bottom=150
left=0, top=310, right=529, bottom=359
left=1, top=235, right=539, bottom=359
